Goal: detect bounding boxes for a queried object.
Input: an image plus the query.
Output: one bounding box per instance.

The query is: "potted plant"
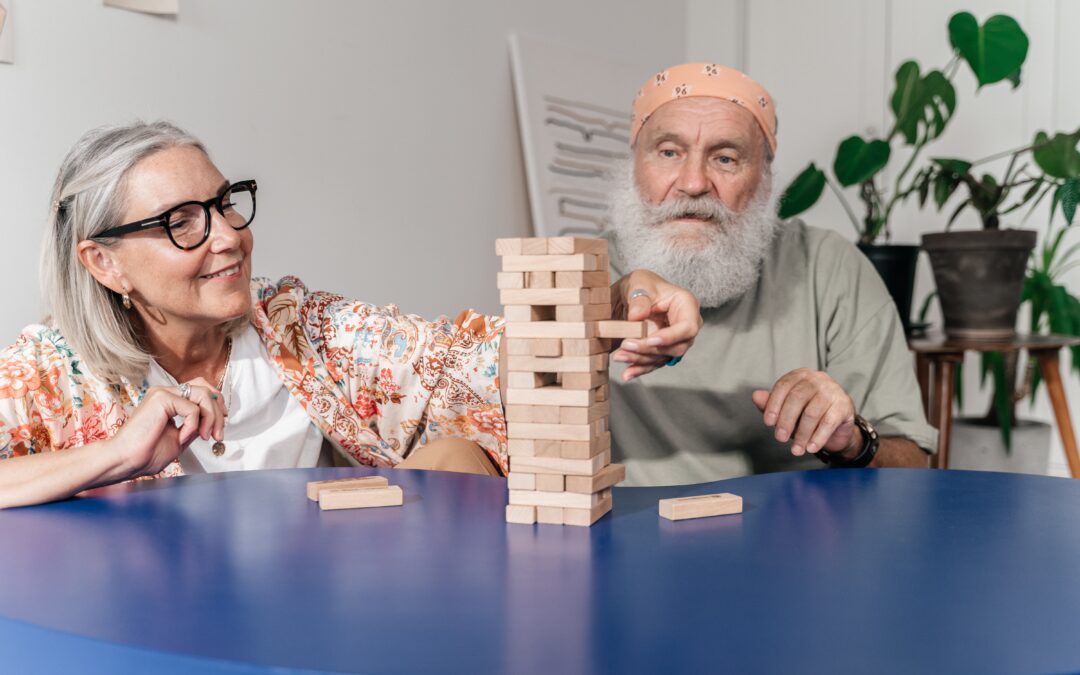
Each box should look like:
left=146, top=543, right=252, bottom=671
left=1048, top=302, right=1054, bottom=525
left=777, top=11, right=1027, bottom=335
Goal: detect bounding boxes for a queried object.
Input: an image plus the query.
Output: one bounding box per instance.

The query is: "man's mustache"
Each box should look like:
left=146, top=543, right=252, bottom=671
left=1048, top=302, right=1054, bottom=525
left=645, top=197, right=735, bottom=225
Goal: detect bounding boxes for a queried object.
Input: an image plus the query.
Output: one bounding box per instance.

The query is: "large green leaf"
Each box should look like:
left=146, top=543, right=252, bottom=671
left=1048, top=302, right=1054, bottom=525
left=833, top=136, right=891, bottom=187
left=890, top=62, right=957, bottom=144
left=1033, top=130, right=1080, bottom=179
left=948, top=12, right=1030, bottom=88
left=777, top=163, right=826, bottom=219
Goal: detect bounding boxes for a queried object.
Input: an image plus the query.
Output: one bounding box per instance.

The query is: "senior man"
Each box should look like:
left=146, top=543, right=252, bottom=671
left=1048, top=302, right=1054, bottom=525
left=610, top=63, right=936, bottom=485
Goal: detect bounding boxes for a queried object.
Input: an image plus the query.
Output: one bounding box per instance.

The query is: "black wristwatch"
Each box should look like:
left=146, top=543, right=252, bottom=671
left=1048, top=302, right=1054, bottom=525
left=816, top=415, right=879, bottom=468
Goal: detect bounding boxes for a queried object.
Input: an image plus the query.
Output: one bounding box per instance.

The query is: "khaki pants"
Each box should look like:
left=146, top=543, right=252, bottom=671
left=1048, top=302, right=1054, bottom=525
left=395, top=437, right=501, bottom=476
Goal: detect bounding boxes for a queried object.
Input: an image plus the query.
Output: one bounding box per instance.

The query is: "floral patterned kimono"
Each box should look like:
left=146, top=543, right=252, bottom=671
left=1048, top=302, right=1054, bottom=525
left=0, top=276, right=508, bottom=477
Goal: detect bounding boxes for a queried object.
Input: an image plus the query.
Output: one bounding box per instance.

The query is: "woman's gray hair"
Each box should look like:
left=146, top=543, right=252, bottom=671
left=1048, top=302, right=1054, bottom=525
left=40, top=120, right=242, bottom=386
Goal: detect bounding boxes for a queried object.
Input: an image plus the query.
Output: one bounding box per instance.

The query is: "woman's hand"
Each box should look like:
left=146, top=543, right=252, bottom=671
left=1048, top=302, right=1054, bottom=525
left=610, top=270, right=703, bottom=381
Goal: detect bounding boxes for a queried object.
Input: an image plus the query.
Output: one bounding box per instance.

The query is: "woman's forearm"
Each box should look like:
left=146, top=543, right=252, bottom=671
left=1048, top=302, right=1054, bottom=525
left=0, top=440, right=128, bottom=509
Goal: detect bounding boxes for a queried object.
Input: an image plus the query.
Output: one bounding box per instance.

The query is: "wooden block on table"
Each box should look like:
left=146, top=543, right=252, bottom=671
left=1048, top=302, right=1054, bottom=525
left=506, top=354, right=607, bottom=373
left=535, top=473, right=566, bottom=492
left=503, top=305, right=555, bottom=322
left=536, top=506, right=564, bottom=525
left=306, top=475, right=389, bottom=501
left=500, top=255, right=598, bottom=272
left=560, top=371, right=607, bottom=390
left=658, top=493, right=743, bottom=521
left=509, top=488, right=609, bottom=509
left=556, top=304, right=612, bottom=322
left=555, top=270, right=610, bottom=288
left=507, top=472, right=537, bottom=491
left=500, top=288, right=589, bottom=306
left=319, top=485, right=403, bottom=511
left=596, top=321, right=647, bottom=339
left=506, top=504, right=537, bottom=524
left=495, top=238, right=522, bottom=256
left=496, top=272, right=524, bottom=289
left=502, top=338, right=561, bottom=357
left=559, top=401, right=609, bottom=425
left=506, top=385, right=603, bottom=407
left=526, top=271, right=555, bottom=289
left=565, top=462, right=625, bottom=494
left=560, top=431, right=611, bottom=460
left=510, top=450, right=611, bottom=476
left=507, top=371, right=557, bottom=389
left=589, top=287, right=612, bottom=305
left=507, top=421, right=598, bottom=442
left=561, top=338, right=611, bottom=356
left=505, top=322, right=595, bottom=339
left=520, top=238, right=549, bottom=255
left=563, top=494, right=613, bottom=527
left=547, top=237, right=608, bottom=255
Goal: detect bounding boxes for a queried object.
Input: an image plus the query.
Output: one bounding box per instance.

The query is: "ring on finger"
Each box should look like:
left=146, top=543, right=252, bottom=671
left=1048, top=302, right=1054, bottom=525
left=629, top=288, right=651, bottom=300
left=177, top=383, right=192, bottom=400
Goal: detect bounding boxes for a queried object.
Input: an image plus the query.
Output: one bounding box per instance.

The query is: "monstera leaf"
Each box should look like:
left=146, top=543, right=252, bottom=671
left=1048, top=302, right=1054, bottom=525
left=1032, top=129, right=1080, bottom=179
left=833, top=136, right=891, bottom=187
left=778, top=163, right=826, bottom=219
left=948, top=11, right=1029, bottom=88
left=890, top=61, right=956, bottom=144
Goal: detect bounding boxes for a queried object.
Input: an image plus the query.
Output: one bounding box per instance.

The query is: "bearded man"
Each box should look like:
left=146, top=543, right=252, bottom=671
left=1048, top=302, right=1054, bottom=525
left=607, top=63, right=936, bottom=485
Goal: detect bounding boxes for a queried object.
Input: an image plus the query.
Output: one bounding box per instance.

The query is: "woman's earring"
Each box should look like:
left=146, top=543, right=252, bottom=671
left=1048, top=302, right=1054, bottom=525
left=121, top=291, right=132, bottom=309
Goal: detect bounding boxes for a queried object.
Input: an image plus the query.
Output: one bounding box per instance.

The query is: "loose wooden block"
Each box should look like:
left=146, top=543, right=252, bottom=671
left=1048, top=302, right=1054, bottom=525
left=506, top=354, right=607, bottom=373
left=526, top=271, right=555, bottom=289
left=658, top=493, right=743, bottom=521
left=555, top=270, right=611, bottom=288
left=503, top=305, right=555, bottom=322
left=509, top=488, right=609, bottom=509
left=535, top=473, right=566, bottom=492
left=536, top=506, right=564, bottom=525
left=561, top=338, right=611, bottom=356
left=560, top=431, right=611, bottom=460
left=589, top=287, right=612, bottom=304
left=546, top=237, right=608, bottom=255
left=500, top=254, right=598, bottom=272
left=319, top=485, right=403, bottom=511
left=510, top=450, right=611, bottom=476
left=556, top=304, right=612, bottom=322
left=495, top=238, right=522, bottom=256
left=596, top=321, right=648, bottom=339
left=507, top=371, right=556, bottom=389
left=565, top=462, right=625, bottom=494
left=504, top=322, right=595, bottom=339
left=560, top=372, right=606, bottom=390
left=496, top=272, right=525, bottom=289
left=520, top=238, right=549, bottom=255
left=559, top=401, right=610, bottom=425
left=507, top=439, right=535, bottom=457
left=306, top=475, right=389, bottom=501
left=507, top=472, right=537, bottom=491
left=563, top=494, right=613, bottom=527
left=506, top=385, right=603, bottom=407
left=508, top=422, right=596, bottom=442
left=500, top=288, right=589, bottom=306
left=506, top=504, right=537, bottom=524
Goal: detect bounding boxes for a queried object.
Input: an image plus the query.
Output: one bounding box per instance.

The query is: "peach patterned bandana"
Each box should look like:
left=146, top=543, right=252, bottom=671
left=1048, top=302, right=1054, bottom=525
left=630, top=63, right=778, bottom=154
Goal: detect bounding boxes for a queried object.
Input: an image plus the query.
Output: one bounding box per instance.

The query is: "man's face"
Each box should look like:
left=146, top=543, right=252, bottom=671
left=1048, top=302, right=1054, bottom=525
left=633, top=97, right=767, bottom=219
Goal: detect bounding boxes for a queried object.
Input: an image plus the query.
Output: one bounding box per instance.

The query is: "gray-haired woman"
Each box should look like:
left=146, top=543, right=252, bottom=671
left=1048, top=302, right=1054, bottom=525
left=0, top=121, right=701, bottom=508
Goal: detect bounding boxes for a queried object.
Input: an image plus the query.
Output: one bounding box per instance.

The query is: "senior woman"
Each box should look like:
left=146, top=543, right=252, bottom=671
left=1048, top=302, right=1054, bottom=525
left=0, top=121, right=701, bottom=508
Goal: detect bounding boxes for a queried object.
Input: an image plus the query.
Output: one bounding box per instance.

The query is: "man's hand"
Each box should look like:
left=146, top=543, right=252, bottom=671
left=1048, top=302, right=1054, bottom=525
left=610, top=270, right=703, bottom=381
left=751, top=368, right=862, bottom=458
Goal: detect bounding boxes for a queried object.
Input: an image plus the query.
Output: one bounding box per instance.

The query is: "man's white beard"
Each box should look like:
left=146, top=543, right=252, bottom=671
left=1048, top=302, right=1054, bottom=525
left=609, top=162, right=779, bottom=308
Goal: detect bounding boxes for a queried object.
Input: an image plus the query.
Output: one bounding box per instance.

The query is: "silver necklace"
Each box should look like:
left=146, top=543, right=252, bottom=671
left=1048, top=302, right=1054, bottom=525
left=211, top=338, right=234, bottom=457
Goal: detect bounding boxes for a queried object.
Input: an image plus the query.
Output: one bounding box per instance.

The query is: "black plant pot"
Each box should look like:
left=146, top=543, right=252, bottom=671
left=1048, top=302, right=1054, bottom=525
left=857, top=244, right=920, bottom=335
left=921, top=229, right=1036, bottom=341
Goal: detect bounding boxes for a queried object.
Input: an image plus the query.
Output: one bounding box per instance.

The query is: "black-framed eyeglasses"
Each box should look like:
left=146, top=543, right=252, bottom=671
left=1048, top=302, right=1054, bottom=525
left=95, top=180, right=258, bottom=250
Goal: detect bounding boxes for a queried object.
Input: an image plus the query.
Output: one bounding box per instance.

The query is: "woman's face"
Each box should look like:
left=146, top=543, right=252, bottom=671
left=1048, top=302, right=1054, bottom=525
left=109, top=145, right=254, bottom=333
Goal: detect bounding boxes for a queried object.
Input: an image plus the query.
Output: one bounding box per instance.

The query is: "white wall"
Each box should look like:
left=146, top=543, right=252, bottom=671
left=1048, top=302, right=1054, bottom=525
left=0, top=0, right=684, bottom=332
left=688, top=0, right=1080, bottom=477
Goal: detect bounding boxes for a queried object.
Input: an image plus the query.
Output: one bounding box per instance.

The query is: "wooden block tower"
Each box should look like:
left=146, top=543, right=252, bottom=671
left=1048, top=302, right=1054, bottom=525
left=496, top=237, right=645, bottom=527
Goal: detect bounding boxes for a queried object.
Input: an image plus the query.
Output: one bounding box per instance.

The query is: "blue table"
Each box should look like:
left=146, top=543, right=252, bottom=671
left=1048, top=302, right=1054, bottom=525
left=1, top=468, right=1079, bottom=674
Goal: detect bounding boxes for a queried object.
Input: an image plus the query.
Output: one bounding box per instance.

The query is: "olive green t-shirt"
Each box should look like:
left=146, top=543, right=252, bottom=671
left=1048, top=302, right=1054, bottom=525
left=608, top=221, right=937, bottom=486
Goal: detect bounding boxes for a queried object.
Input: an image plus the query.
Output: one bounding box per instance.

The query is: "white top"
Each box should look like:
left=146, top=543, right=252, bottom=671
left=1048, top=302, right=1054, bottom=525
left=146, top=325, right=329, bottom=474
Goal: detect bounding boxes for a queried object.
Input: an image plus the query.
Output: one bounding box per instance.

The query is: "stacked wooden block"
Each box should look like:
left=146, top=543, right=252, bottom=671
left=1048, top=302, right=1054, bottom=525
left=497, top=236, right=643, bottom=527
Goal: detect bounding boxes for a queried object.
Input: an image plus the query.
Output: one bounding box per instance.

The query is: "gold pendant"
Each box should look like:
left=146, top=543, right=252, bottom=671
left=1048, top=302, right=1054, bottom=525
left=212, top=441, right=226, bottom=456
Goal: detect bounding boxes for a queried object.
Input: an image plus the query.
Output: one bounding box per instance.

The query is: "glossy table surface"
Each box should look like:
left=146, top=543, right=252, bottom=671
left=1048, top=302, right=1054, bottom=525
left=2, top=467, right=1079, bottom=674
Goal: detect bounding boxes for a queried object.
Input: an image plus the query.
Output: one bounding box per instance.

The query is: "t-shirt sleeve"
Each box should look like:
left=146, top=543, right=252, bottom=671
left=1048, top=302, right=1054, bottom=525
left=814, top=233, right=938, bottom=454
